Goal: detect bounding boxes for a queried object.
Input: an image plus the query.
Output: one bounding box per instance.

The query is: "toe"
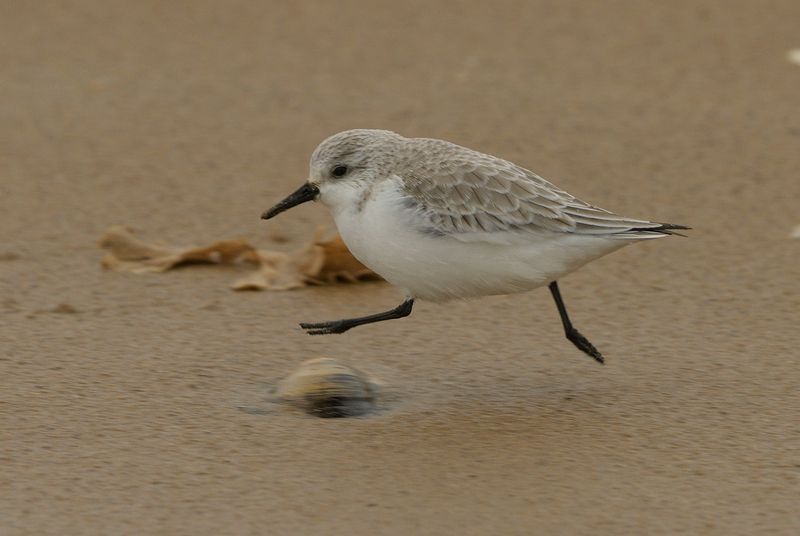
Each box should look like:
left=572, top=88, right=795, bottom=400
left=300, top=321, right=349, bottom=335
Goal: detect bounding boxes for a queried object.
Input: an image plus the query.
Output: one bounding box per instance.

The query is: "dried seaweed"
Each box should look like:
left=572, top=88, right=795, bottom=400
left=100, top=226, right=379, bottom=290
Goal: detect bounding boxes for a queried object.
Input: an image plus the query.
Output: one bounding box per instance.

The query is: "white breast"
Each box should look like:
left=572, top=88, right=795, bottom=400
left=328, top=178, right=626, bottom=302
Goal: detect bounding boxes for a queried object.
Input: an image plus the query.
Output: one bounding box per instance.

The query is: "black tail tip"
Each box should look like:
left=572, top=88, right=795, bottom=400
left=657, top=223, right=691, bottom=231
left=657, top=223, right=691, bottom=237
left=631, top=222, right=691, bottom=237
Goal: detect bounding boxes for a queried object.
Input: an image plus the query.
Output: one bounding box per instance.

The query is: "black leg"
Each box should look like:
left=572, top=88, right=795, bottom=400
left=300, top=298, right=414, bottom=335
left=548, top=281, right=604, bottom=364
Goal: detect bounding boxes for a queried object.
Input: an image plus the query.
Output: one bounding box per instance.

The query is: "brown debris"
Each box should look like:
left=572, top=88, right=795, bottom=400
left=50, top=303, right=79, bottom=314
left=99, top=225, right=379, bottom=291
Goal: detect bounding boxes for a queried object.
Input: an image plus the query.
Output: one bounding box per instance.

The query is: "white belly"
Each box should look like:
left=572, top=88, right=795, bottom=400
left=328, top=180, right=626, bottom=302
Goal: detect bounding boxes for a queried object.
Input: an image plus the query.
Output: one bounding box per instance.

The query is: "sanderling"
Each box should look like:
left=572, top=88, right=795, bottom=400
left=263, top=129, right=688, bottom=364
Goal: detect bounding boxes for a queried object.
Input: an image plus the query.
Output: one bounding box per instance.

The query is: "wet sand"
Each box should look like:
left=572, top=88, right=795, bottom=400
left=2, top=1, right=799, bottom=534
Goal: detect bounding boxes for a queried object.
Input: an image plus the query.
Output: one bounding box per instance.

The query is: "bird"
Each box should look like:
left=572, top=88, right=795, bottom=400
left=262, top=129, right=688, bottom=364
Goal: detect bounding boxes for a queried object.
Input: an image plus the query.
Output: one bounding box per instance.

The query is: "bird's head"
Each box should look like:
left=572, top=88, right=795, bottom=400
left=262, top=129, right=404, bottom=220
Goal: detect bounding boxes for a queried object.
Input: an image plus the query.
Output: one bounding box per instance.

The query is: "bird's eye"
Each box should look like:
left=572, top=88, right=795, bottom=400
left=331, top=165, right=348, bottom=178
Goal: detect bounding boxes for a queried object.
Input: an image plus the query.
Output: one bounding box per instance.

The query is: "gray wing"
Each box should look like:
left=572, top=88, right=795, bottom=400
left=401, top=150, right=675, bottom=240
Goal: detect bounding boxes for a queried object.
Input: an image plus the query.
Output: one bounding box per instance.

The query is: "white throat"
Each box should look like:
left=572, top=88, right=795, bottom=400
left=317, top=180, right=378, bottom=218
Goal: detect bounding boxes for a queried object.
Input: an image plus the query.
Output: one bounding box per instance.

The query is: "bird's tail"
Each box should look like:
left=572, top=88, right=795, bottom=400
left=609, top=222, right=691, bottom=240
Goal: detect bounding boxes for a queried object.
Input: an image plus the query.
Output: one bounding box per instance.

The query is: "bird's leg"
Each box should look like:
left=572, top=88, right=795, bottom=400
left=548, top=282, right=604, bottom=364
left=300, top=298, right=414, bottom=335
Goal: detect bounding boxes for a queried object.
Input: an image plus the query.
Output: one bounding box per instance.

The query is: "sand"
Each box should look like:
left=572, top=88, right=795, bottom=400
left=2, top=1, right=799, bottom=534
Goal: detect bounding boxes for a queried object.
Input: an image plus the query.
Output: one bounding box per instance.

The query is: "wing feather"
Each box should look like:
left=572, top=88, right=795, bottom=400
left=401, top=143, right=675, bottom=241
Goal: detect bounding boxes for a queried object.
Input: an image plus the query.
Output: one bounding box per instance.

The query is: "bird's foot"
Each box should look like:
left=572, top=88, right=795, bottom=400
left=566, top=328, right=605, bottom=364
left=299, top=320, right=351, bottom=335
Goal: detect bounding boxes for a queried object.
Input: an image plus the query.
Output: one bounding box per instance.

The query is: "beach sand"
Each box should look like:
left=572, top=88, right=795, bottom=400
left=2, top=1, right=799, bottom=534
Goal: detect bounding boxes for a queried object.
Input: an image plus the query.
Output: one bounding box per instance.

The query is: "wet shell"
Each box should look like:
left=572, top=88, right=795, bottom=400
left=275, top=357, right=376, bottom=418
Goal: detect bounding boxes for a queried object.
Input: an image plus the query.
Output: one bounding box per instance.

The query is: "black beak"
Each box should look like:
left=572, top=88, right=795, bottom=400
left=261, top=183, right=320, bottom=220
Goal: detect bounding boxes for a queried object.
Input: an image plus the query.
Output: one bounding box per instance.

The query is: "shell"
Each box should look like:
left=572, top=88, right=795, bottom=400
left=275, top=358, right=376, bottom=418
